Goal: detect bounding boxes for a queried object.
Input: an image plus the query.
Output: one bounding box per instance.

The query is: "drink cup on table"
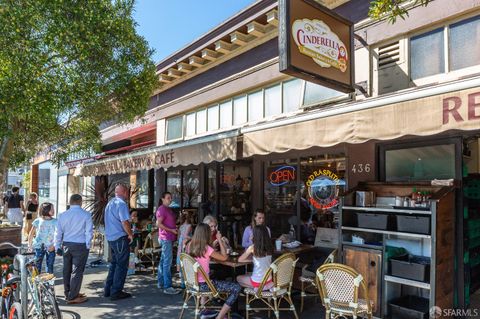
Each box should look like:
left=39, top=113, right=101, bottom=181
left=275, top=239, right=282, bottom=251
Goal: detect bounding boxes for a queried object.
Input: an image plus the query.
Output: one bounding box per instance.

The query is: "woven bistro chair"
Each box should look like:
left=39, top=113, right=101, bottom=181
left=299, top=249, right=337, bottom=312
left=244, top=253, right=299, bottom=319
left=178, top=253, right=231, bottom=319
left=137, top=232, right=160, bottom=275
left=316, top=263, right=373, bottom=319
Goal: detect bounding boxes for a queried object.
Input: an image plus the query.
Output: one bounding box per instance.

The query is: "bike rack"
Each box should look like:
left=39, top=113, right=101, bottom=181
left=13, top=252, right=29, bottom=318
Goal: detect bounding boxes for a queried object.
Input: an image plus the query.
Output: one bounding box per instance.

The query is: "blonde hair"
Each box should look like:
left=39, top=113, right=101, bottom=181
left=188, top=223, right=211, bottom=258
left=202, top=215, right=217, bottom=225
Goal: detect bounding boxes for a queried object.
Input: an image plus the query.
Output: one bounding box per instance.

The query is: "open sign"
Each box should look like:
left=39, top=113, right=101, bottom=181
left=269, top=166, right=296, bottom=186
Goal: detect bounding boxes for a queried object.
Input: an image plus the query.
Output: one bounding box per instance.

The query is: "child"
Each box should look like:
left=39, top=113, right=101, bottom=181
left=24, top=192, right=39, bottom=238
left=237, top=225, right=274, bottom=290
left=187, top=223, right=241, bottom=319
left=176, top=210, right=193, bottom=288
left=28, top=202, right=57, bottom=274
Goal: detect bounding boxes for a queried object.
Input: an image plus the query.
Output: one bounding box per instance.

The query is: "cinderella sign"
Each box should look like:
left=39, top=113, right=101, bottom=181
left=279, top=0, right=354, bottom=93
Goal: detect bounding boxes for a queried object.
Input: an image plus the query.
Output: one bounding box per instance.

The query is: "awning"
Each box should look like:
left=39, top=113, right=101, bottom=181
left=243, top=83, right=480, bottom=157
left=75, top=133, right=238, bottom=177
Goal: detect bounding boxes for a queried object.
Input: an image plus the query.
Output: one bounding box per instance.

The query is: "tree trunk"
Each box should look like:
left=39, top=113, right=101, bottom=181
left=0, top=137, right=14, bottom=192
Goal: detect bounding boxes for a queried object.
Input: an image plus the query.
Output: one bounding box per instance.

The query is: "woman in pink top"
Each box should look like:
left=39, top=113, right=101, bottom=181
left=188, top=223, right=241, bottom=319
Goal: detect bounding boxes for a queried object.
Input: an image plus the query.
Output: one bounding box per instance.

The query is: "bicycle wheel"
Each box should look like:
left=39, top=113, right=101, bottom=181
left=40, top=287, right=61, bottom=319
left=8, top=302, right=22, bottom=319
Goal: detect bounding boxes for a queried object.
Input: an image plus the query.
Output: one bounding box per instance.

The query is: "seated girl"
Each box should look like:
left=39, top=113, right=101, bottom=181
left=237, top=225, right=274, bottom=290
left=187, top=223, right=241, bottom=319
left=242, top=209, right=271, bottom=248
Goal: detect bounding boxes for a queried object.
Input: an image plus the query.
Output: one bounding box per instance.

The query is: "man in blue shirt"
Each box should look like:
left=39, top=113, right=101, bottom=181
left=55, top=194, right=93, bottom=304
left=104, top=184, right=133, bottom=300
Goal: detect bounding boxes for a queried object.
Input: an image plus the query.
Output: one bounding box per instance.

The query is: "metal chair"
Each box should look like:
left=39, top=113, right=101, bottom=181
left=91, top=230, right=104, bottom=257
left=178, top=253, right=231, bottom=319
left=299, top=249, right=337, bottom=312
left=244, top=253, right=299, bottom=319
left=316, top=263, right=373, bottom=319
left=137, top=232, right=160, bottom=275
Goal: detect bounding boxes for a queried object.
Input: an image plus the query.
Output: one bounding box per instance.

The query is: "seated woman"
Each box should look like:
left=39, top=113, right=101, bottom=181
left=242, top=209, right=270, bottom=248
left=203, top=215, right=231, bottom=252
left=237, top=225, right=274, bottom=290
left=187, top=223, right=241, bottom=319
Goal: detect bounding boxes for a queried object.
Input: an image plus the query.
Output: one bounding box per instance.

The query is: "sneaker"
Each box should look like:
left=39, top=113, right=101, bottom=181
left=110, top=291, right=132, bottom=300
left=163, top=287, right=181, bottom=295
left=200, top=310, right=218, bottom=319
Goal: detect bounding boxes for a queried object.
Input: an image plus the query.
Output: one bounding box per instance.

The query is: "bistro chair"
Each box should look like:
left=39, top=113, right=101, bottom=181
left=91, top=230, right=104, bottom=257
left=299, top=249, right=337, bottom=312
left=178, top=253, right=231, bottom=319
left=137, top=232, right=160, bottom=275
left=316, top=263, right=373, bottom=319
left=244, top=253, right=299, bottom=319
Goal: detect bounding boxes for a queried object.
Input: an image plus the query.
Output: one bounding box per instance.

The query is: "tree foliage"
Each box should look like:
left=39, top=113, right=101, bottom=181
left=0, top=0, right=158, bottom=187
left=369, top=0, right=432, bottom=23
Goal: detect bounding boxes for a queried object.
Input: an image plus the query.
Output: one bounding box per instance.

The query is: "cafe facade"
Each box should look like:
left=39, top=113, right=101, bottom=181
left=70, top=0, right=480, bottom=311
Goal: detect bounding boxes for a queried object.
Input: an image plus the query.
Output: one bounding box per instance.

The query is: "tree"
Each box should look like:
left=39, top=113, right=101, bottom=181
left=0, top=0, right=158, bottom=190
left=369, top=0, right=432, bottom=23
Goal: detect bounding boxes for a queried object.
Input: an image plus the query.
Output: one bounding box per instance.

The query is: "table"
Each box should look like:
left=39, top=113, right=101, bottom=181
left=274, top=244, right=315, bottom=256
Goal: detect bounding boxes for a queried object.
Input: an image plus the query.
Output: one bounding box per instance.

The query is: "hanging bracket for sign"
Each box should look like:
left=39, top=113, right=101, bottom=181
left=278, top=0, right=355, bottom=93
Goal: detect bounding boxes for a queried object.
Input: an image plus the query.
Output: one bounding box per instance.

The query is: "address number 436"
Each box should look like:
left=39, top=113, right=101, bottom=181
left=351, top=163, right=371, bottom=174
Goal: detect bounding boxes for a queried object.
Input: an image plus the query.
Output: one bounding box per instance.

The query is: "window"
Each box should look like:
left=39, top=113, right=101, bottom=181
left=219, top=100, right=233, bottom=128
left=264, top=84, right=282, bottom=117
left=207, top=105, right=219, bottom=131
left=233, top=95, right=247, bottom=125
left=166, top=116, right=183, bottom=141
left=248, top=90, right=263, bottom=121
left=410, top=28, right=445, bottom=80
left=166, top=170, right=182, bottom=210
left=196, top=109, right=207, bottom=134
left=303, top=82, right=346, bottom=106
left=185, top=113, right=196, bottom=137
left=136, top=170, right=149, bottom=208
left=183, top=170, right=200, bottom=208
left=449, top=15, right=480, bottom=71
left=283, top=79, right=302, bottom=113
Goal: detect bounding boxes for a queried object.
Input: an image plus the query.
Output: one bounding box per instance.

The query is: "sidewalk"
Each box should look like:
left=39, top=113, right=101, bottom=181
left=53, top=257, right=325, bottom=319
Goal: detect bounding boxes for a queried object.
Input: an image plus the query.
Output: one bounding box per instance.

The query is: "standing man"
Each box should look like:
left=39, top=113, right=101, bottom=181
left=156, top=192, right=180, bottom=294
left=55, top=194, right=93, bottom=304
left=104, top=184, right=133, bottom=300
left=5, top=187, right=25, bottom=226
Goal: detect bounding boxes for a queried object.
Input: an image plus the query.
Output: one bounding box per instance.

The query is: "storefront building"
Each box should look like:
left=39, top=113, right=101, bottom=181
left=69, top=0, right=480, bottom=311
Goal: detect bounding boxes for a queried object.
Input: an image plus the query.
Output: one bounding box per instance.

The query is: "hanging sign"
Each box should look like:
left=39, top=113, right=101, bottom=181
left=268, top=165, right=296, bottom=186
left=306, top=169, right=343, bottom=209
left=279, top=0, right=354, bottom=93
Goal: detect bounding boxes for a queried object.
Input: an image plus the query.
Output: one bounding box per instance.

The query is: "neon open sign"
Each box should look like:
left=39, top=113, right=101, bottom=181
left=269, top=166, right=296, bottom=186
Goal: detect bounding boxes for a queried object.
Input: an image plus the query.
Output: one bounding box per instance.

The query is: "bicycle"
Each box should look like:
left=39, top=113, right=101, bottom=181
left=23, top=255, right=61, bottom=319
left=0, top=242, right=23, bottom=319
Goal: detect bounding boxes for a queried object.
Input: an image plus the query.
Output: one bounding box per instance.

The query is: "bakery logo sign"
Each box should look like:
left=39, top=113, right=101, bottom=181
left=293, top=19, right=348, bottom=72
left=306, top=169, right=341, bottom=209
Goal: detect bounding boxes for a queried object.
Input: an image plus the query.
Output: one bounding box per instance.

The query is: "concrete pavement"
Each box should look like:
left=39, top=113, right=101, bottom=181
left=52, top=257, right=326, bottom=319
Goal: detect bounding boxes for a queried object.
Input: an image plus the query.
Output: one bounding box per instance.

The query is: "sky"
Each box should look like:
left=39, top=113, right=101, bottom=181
left=133, top=0, right=257, bottom=64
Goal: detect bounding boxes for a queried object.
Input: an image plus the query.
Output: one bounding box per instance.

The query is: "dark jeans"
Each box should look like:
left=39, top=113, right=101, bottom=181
left=63, top=242, right=89, bottom=301
left=35, top=246, right=55, bottom=274
left=105, top=236, right=129, bottom=296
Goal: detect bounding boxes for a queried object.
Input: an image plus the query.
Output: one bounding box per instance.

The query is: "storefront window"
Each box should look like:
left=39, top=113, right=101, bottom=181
left=186, top=112, right=196, bottom=137
left=136, top=170, right=149, bottom=208
left=264, top=84, right=282, bottom=118
left=449, top=15, right=480, bottom=71
left=264, top=159, right=298, bottom=238
left=303, top=82, right=347, bottom=106
left=207, top=105, right=219, bottom=131
left=233, top=95, right=247, bottom=125
left=166, top=170, right=182, bottom=209
left=166, top=116, right=183, bottom=141
left=196, top=109, right=207, bottom=134
left=219, top=100, right=233, bottom=129
left=410, top=28, right=444, bottom=80
left=183, top=169, right=199, bottom=208
left=385, top=144, right=456, bottom=181
left=283, top=79, right=302, bottom=113
left=38, top=161, right=58, bottom=206
left=58, top=175, right=68, bottom=213
left=248, top=90, right=263, bottom=122
left=299, top=154, right=345, bottom=243
left=205, top=167, right=218, bottom=217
